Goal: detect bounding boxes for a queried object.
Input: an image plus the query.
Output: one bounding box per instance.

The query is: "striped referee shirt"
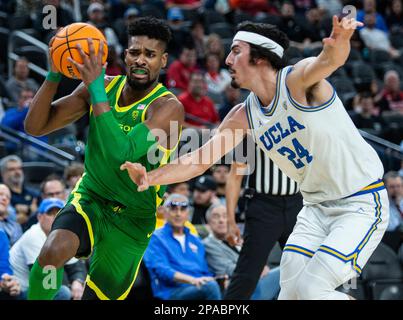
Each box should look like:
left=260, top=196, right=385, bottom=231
left=234, top=135, right=299, bottom=196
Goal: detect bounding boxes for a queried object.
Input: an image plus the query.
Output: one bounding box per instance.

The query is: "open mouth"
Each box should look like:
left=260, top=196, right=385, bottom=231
left=131, top=68, right=149, bottom=79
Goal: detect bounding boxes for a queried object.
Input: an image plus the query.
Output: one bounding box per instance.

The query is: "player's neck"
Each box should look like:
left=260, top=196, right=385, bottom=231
left=121, top=80, right=159, bottom=105
left=249, top=68, right=278, bottom=107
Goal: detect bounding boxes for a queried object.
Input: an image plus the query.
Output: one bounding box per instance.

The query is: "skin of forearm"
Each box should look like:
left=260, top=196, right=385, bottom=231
left=92, top=101, right=111, bottom=117
left=226, top=166, right=244, bottom=223
left=173, top=271, right=195, bottom=284
left=24, top=81, right=59, bottom=136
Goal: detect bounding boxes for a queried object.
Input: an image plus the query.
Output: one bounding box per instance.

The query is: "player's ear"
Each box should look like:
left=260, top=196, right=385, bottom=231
left=161, top=52, right=168, bottom=69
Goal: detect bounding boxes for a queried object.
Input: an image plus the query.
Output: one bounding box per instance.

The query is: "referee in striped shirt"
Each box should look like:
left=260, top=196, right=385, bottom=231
left=224, top=135, right=303, bottom=300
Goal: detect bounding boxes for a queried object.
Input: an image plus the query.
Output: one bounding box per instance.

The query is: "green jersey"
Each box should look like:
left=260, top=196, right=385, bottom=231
left=75, top=76, right=179, bottom=217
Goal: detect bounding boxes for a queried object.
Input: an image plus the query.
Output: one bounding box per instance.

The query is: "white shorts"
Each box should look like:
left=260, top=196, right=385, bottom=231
left=283, top=187, right=389, bottom=280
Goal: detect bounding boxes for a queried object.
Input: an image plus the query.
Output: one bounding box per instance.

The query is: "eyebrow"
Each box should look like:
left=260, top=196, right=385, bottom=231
left=129, top=47, right=157, bottom=53
left=231, top=44, right=240, bottom=50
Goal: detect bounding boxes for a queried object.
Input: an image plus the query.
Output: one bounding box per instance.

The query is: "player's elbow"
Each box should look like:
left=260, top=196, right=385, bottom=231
left=24, top=119, right=44, bottom=137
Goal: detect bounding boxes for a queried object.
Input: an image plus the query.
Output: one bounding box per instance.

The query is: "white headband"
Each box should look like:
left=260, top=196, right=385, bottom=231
left=233, top=31, right=284, bottom=58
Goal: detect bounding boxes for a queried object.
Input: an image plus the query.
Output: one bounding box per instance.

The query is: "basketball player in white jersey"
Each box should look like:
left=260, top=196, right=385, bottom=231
left=120, top=16, right=390, bottom=300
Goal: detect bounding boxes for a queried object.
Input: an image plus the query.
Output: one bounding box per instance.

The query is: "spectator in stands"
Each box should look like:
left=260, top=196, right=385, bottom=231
left=5, top=57, right=39, bottom=104
left=179, top=72, right=220, bottom=128
left=382, top=171, right=403, bottom=252
left=315, top=0, right=343, bottom=17
left=386, top=0, right=403, bottom=33
left=114, top=7, right=141, bottom=48
left=10, top=198, right=86, bottom=300
left=165, top=0, right=202, bottom=10
left=376, top=70, right=403, bottom=114
left=143, top=193, right=221, bottom=300
left=0, top=229, right=21, bottom=300
left=63, top=162, right=84, bottom=196
left=86, top=2, right=123, bottom=56
left=218, top=84, right=241, bottom=121
left=105, top=45, right=125, bottom=76
left=167, top=182, right=191, bottom=198
left=203, top=204, right=281, bottom=299
left=205, top=53, right=232, bottom=97
left=357, top=0, right=389, bottom=33
left=190, top=175, right=219, bottom=226
left=205, top=33, right=226, bottom=66
left=1, top=88, right=48, bottom=154
left=359, top=13, right=400, bottom=58
left=155, top=192, right=199, bottom=235
left=24, top=175, right=67, bottom=230
left=228, top=0, right=278, bottom=16
left=166, top=45, right=198, bottom=92
left=278, top=2, right=311, bottom=50
left=166, top=7, right=194, bottom=58
left=211, top=164, right=229, bottom=202
left=0, top=155, right=39, bottom=228
left=190, top=19, right=207, bottom=65
left=350, top=92, right=386, bottom=136
left=301, top=8, right=329, bottom=52
left=0, top=184, right=22, bottom=246
left=41, top=176, right=67, bottom=201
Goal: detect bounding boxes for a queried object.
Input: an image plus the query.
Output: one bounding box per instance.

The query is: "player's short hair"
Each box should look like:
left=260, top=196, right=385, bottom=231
left=236, top=21, right=289, bottom=71
left=127, top=17, right=172, bottom=51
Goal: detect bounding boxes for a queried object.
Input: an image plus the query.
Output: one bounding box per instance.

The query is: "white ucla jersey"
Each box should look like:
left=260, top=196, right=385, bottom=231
left=245, top=65, right=384, bottom=203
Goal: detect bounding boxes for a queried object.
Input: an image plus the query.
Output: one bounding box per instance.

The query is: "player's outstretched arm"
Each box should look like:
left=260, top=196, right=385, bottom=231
left=121, top=103, right=248, bottom=191
left=24, top=37, right=89, bottom=136
left=287, top=16, right=363, bottom=91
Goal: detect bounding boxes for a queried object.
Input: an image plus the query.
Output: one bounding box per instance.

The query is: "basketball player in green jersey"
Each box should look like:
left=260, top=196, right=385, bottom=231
left=24, top=18, right=184, bottom=300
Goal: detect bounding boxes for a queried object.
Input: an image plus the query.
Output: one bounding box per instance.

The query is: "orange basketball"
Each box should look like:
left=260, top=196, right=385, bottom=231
left=51, top=22, right=108, bottom=79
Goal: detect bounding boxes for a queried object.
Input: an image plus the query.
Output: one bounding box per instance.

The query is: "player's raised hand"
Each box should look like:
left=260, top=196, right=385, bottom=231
left=67, top=38, right=106, bottom=87
left=48, top=36, right=59, bottom=73
left=323, top=15, right=363, bottom=48
left=120, top=161, right=150, bottom=191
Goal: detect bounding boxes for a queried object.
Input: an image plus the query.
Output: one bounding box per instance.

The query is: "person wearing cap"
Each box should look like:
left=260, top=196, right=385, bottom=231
left=86, top=2, right=123, bottom=55
left=190, top=175, right=220, bottom=226
left=143, top=193, right=221, bottom=300
left=9, top=198, right=86, bottom=300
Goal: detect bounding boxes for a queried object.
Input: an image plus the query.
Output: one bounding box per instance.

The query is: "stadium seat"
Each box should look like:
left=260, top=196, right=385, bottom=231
left=222, top=37, right=233, bottom=55
left=361, top=242, right=403, bottom=281
left=368, top=280, right=403, bottom=300
left=0, top=11, right=7, bottom=28
left=233, top=11, right=253, bottom=25
left=329, top=76, right=356, bottom=105
left=267, top=242, right=282, bottom=268
left=9, top=15, right=32, bottom=30
left=127, top=262, right=154, bottom=300
left=285, top=46, right=303, bottom=60
left=140, top=4, right=165, bottom=19
left=203, top=9, right=226, bottom=26
left=390, top=32, right=403, bottom=49
left=14, top=45, right=48, bottom=70
left=208, top=22, right=234, bottom=38
left=369, top=49, right=392, bottom=65
left=351, top=62, right=376, bottom=91
left=336, top=280, right=368, bottom=300
left=22, top=161, right=63, bottom=187
left=253, top=14, right=282, bottom=27
left=0, top=27, right=8, bottom=65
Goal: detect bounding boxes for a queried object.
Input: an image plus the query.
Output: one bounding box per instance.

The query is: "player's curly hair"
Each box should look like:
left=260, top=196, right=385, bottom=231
left=236, top=21, right=290, bottom=71
left=127, top=17, right=172, bottom=51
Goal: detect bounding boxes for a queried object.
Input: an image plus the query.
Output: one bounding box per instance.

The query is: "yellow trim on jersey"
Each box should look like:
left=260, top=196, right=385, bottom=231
left=86, top=275, right=110, bottom=300
left=140, top=91, right=172, bottom=122
left=115, top=81, right=164, bottom=112
left=105, top=76, right=122, bottom=93
left=283, top=245, right=315, bottom=257
left=117, top=254, right=145, bottom=300
left=361, top=181, right=384, bottom=191
left=71, top=192, right=95, bottom=258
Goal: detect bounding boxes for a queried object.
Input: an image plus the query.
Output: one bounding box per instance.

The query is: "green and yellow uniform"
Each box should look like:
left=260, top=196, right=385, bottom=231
left=57, top=76, right=180, bottom=299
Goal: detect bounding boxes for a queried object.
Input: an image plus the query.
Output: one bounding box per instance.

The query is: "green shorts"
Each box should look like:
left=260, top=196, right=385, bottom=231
left=52, top=187, right=156, bottom=300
